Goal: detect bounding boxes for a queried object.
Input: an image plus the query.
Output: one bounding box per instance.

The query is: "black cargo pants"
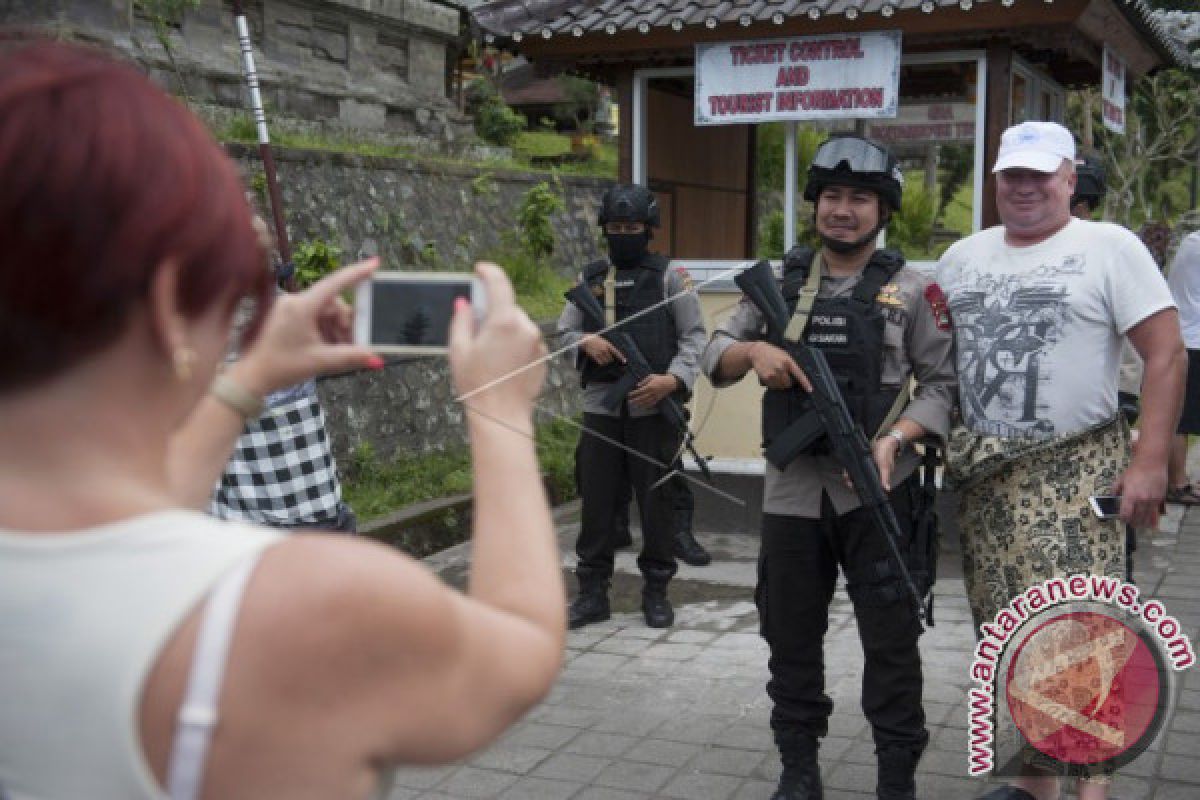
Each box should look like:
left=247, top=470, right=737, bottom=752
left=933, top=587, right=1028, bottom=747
left=576, top=410, right=678, bottom=584
left=757, top=476, right=927, bottom=751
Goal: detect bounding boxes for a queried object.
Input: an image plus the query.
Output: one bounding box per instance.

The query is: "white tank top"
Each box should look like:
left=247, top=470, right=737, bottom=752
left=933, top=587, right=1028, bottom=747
left=0, top=511, right=282, bottom=799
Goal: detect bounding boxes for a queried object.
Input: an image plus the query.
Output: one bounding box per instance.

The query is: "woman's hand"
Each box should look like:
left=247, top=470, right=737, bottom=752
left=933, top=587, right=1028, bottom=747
left=450, top=262, right=546, bottom=424
left=230, top=259, right=382, bottom=396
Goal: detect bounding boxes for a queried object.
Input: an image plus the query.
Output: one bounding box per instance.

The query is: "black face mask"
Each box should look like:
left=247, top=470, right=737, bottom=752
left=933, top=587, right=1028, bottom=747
left=606, top=232, right=649, bottom=268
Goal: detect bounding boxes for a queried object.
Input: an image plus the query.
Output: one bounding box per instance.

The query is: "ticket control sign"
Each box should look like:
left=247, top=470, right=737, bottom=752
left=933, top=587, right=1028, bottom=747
left=695, top=31, right=901, bottom=125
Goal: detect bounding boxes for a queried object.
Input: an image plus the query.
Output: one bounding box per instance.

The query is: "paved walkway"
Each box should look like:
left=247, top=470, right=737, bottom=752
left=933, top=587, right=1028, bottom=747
left=387, top=496, right=1200, bottom=800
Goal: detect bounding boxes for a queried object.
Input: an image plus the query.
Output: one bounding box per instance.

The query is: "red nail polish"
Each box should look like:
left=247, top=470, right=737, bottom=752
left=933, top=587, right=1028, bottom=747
left=454, top=296, right=468, bottom=312
left=367, top=356, right=385, bottom=370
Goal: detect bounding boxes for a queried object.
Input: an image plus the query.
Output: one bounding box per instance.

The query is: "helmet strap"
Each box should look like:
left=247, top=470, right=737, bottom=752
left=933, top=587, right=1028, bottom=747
left=816, top=208, right=889, bottom=255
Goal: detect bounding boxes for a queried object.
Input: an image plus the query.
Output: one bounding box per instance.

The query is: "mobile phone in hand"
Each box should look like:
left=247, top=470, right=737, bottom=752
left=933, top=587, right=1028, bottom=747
left=1088, top=495, right=1122, bottom=520
left=353, top=271, right=487, bottom=355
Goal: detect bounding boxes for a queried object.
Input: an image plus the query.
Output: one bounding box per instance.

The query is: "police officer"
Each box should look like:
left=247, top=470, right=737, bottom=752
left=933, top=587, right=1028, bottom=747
left=1070, top=156, right=1106, bottom=219
left=702, top=136, right=956, bottom=800
left=558, top=184, right=707, bottom=628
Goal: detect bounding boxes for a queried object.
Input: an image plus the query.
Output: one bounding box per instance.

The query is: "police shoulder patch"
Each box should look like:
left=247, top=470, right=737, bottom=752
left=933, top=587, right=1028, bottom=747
left=924, top=282, right=952, bottom=331
left=674, top=265, right=695, bottom=291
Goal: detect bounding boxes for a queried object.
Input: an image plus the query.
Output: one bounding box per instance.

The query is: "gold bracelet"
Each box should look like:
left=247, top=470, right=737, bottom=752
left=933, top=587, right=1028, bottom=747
left=210, top=375, right=264, bottom=421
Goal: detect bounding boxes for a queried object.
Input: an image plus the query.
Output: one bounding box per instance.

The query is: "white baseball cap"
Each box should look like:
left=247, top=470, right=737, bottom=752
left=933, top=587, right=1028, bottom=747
left=992, top=121, right=1076, bottom=173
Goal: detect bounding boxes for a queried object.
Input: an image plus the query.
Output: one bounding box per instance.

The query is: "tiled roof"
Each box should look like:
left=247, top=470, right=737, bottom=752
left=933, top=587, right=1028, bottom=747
left=470, top=0, right=1188, bottom=66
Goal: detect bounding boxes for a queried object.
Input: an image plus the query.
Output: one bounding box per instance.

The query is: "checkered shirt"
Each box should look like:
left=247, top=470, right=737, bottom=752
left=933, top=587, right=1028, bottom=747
left=210, top=389, right=344, bottom=526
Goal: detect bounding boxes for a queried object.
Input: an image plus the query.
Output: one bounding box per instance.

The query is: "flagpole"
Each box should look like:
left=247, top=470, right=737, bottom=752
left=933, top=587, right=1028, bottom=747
left=230, top=0, right=296, bottom=290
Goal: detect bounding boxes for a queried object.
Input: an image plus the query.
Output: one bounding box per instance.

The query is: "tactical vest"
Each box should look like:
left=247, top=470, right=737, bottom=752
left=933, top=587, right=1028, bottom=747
left=578, top=253, right=678, bottom=387
left=762, top=248, right=904, bottom=455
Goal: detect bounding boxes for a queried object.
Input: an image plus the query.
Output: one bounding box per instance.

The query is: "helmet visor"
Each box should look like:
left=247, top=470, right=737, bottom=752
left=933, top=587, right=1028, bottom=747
left=811, top=136, right=893, bottom=175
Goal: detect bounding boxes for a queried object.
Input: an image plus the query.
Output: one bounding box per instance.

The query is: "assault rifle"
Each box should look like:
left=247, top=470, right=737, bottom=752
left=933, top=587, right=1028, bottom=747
left=565, top=281, right=712, bottom=482
left=734, top=259, right=928, bottom=628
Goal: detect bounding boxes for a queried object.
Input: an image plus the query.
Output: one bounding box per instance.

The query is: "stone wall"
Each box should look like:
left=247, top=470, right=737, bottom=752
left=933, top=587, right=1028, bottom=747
left=317, top=336, right=580, bottom=471
left=226, top=145, right=611, bottom=469
left=226, top=142, right=610, bottom=276
left=2, top=0, right=471, bottom=141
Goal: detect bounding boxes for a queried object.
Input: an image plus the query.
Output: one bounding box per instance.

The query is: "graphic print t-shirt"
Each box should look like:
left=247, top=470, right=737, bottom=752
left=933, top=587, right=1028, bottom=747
left=936, top=219, right=1174, bottom=438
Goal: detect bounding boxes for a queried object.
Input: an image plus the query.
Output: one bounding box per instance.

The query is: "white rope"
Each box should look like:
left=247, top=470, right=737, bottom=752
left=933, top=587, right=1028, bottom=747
left=454, top=262, right=749, bottom=404
left=461, top=401, right=747, bottom=507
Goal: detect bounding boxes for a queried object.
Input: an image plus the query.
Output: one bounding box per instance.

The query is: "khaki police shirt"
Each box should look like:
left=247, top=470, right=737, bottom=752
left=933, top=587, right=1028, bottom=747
left=702, top=262, right=957, bottom=518
left=557, top=265, right=708, bottom=418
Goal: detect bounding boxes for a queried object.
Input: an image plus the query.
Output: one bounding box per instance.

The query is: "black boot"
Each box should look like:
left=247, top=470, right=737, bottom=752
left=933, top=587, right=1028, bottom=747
left=772, top=732, right=822, bottom=800
left=673, top=506, right=710, bottom=566
left=641, top=585, right=673, bottom=627
left=877, top=746, right=921, bottom=800
left=568, top=575, right=610, bottom=629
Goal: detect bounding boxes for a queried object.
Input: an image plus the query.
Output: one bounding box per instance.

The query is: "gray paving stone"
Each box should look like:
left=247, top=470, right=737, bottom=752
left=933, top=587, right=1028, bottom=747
left=383, top=787, right=420, bottom=800
left=653, top=715, right=735, bottom=744
left=532, top=706, right=605, bottom=728
left=1161, top=752, right=1200, bottom=783
left=920, top=746, right=973, bottom=776
left=668, top=629, right=718, bottom=644
left=468, top=743, right=554, bottom=774
left=505, top=722, right=582, bottom=750
left=689, top=746, right=765, bottom=777
left=592, top=637, right=653, bottom=656
left=732, top=778, right=778, bottom=799
left=640, top=642, right=706, bottom=661
left=389, top=765, right=455, bottom=790
left=1164, top=731, right=1200, bottom=755
left=564, top=731, right=639, bottom=759
left=658, top=771, right=744, bottom=799
left=436, top=766, right=518, bottom=798
left=591, top=760, right=675, bottom=792
left=591, top=711, right=671, bottom=737
left=496, top=776, right=583, bottom=800
left=572, top=788, right=645, bottom=800
left=624, top=738, right=704, bottom=767
left=532, top=753, right=612, bottom=783
left=711, top=723, right=774, bottom=751
left=1155, top=781, right=1200, bottom=799
left=920, top=773, right=986, bottom=796
left=569, top=652, right=633, bottom=673
left=824, top=762, right=876, bottom=792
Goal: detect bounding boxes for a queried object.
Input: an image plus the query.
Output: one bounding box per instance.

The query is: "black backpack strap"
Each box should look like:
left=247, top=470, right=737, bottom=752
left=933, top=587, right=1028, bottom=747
left=851, top=249, right=904, bottom=305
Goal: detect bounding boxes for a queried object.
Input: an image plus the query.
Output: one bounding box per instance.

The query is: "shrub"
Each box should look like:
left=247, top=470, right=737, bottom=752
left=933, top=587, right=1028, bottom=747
left=292, top=238, right=341, bottom=289
left=517, top=181, right=566, bottom=260
left=887, top=180, right=937, bottom=259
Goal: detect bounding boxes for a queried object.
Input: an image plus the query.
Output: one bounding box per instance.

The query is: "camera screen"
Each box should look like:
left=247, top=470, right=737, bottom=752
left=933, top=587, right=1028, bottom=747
left=370, top=279, right=471, bottom=348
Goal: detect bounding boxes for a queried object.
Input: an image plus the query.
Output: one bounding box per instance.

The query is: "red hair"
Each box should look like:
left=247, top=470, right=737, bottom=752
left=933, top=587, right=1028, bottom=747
left=0, top=35, right=273, bottom=391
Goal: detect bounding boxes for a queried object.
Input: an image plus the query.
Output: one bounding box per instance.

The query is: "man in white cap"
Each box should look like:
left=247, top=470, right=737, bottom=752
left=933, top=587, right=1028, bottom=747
left=935, top=121, right=1185, bottom=800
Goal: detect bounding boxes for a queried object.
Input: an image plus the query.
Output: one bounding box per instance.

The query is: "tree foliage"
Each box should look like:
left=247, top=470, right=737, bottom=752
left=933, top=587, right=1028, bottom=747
left=1069, top=68, right=1200, bottom=227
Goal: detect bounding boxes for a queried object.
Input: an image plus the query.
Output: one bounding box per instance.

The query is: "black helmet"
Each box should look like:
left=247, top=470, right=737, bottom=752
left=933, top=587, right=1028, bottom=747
left=803, top=134, right=903, bottom=211
left=1072, top=157, right=1106, bottom=211
left=598, top=184, right=660, bottom=228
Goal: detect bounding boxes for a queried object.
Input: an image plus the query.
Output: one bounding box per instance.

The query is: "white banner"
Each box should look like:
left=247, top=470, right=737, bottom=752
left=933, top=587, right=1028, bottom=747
left=694, top=31, right=901, bottom=126
left=1102, top=45, right=1126, bottom=135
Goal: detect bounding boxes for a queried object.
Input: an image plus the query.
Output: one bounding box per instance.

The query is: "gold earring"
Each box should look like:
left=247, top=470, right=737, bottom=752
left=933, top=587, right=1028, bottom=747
left=173, top=347, right=197, bottom=383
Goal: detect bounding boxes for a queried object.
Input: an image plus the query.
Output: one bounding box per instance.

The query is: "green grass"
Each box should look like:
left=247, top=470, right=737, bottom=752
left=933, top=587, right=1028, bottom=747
left=343, top=417, right=580, bottom=522
left=513, top=130, right=572, bottom=159
left=218, top=116, right=617, bottom=179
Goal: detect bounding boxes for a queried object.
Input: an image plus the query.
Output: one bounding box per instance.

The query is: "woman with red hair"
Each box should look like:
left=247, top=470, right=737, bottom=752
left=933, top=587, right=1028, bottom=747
left=0, top=36, right=564, bottom=799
